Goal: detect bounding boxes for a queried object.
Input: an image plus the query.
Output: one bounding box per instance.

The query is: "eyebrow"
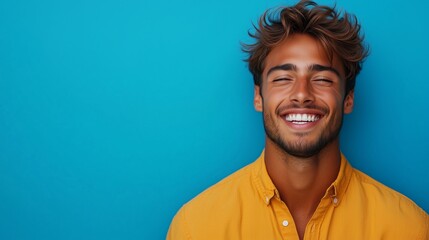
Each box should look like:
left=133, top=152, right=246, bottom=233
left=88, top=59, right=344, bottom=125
left=266, top=63, right=341, bottom=79
left=266, top=64, right=296, bottom=77
left=309, top=64, right=341, bottom=78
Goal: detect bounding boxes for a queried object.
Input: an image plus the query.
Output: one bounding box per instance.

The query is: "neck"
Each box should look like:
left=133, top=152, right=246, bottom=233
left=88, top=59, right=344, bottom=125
left=264, top=137, right=341, bottom=235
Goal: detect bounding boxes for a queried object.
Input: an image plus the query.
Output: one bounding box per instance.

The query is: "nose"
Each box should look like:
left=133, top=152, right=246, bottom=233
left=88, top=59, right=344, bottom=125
left=289, top=78, right=315, bottom=105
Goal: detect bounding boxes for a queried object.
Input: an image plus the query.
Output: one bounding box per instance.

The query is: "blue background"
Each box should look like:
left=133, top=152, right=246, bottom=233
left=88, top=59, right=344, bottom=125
left=1, top=0, right=428, bottom=239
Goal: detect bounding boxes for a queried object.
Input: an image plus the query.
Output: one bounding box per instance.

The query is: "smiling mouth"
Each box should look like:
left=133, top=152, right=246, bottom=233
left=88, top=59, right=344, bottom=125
left=284, top=113, right=321, bottom=125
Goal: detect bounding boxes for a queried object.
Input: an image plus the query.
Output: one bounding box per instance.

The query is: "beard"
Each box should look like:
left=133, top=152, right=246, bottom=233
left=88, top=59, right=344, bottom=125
left=262, top=106, right=344, bottom=158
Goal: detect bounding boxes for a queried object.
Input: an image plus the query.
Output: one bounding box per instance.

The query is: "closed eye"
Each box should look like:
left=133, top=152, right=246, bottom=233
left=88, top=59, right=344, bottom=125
left=314, top=78, right=332, bottom=83
left=273, top=77, right=292, bottom=82
left=313, top=78, right=333, bottom=86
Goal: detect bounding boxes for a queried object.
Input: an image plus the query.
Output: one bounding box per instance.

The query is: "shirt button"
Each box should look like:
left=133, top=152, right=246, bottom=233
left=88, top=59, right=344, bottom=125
left=282, top=220, right=289, bottom=227
left=333, top=197, right=338, bottom=204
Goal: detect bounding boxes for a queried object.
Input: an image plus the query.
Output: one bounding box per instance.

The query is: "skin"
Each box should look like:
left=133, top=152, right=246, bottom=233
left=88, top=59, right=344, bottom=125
left=253, top=34, right=354, bottom=240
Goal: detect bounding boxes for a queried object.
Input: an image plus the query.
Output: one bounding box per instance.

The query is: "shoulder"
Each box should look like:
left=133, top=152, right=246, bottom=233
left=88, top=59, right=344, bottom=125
left=167, top=161, right=260, bottom=239
left=351, top=168, right=423, bottom=211
left=348, top=169, right=429, bottom=238
left=182, top=161, right=257, bottom=213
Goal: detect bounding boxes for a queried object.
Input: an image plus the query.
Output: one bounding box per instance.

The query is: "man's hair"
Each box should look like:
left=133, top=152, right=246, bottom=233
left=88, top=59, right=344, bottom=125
left=242, top=0, right=369, bottom=94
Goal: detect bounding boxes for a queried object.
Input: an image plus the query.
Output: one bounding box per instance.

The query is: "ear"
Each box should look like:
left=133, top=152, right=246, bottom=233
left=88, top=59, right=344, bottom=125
left=343, top=90, right=354, bottom=114
left=254, top=85, right=263, bottom=112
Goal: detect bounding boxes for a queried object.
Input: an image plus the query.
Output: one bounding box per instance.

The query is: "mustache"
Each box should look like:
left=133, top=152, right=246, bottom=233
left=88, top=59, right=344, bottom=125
left=276, top=103, right=329, bottom=115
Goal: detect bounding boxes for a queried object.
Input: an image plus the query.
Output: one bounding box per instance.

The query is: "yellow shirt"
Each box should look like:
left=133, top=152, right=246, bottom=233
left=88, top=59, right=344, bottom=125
left=167, top=152, right=429, bottom=240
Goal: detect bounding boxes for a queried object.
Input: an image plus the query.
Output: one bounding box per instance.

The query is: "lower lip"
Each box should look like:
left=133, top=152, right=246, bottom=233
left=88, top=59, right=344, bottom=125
left=283, top=118, right=320, bottom=130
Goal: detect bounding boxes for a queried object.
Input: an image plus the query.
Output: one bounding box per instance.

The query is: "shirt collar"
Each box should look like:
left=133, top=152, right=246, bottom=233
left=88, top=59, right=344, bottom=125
left=252, top=151, right=276, bottom=205
left=327, top=153, right=353, bottom=206
left=252, top=150, right=353, bottom=206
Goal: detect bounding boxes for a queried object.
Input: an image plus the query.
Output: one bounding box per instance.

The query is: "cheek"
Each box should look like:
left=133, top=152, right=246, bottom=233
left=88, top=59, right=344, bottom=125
left=316, top=86, right=343, bottom=99
left=264, top=86, right=291, bottom=102
left=262, top=92, right=285, bottom=112
left=315, top=89, right=345, bottom=111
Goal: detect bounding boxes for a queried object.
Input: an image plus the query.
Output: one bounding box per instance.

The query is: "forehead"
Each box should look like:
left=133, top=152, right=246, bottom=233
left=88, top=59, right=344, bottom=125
left=263, top=34, right=345, bottom=77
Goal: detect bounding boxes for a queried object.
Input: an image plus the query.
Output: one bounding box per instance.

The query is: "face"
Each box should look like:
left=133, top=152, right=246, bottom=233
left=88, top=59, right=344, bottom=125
left=254, top=34, right=354, bottom=158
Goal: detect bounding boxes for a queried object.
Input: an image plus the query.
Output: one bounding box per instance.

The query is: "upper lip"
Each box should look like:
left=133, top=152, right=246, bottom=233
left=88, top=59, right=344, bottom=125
left=279, top=108, right=326, bottom=117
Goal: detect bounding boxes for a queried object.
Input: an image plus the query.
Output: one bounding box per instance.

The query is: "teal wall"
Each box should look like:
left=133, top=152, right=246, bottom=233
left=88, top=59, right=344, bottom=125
left=1, top=0, right=428, bottom=239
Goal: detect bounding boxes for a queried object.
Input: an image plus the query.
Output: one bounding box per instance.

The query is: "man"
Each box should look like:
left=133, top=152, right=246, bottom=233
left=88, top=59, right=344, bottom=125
left=167, top=1, right=429, bottom=239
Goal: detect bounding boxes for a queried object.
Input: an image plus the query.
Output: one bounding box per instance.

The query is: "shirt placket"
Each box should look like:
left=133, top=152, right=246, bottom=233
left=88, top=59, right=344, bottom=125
left=270, top=196, right=300, bottom=240
left=303, top=189, right=338, bottom=240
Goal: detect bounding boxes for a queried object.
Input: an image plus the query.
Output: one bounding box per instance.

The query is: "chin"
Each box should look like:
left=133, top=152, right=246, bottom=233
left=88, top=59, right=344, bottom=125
left=282, top=142, right=323, bottom=158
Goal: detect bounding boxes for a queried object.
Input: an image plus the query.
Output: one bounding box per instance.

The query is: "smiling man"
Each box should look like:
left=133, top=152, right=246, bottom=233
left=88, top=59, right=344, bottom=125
left=167, top=1, right=429, bottom=239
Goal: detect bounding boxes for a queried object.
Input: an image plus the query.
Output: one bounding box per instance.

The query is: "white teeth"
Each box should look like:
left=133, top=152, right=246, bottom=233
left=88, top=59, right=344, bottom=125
left=285, top=114, right=319, bottom=122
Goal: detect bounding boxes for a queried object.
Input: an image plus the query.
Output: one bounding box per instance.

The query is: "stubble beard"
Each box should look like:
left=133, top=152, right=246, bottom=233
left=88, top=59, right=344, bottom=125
left=262, top=110, right=344, bottom=158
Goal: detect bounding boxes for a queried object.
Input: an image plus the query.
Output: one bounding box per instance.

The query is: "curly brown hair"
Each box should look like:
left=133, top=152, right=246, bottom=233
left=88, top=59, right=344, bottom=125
left=242, top=0, right=369, bottom=94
